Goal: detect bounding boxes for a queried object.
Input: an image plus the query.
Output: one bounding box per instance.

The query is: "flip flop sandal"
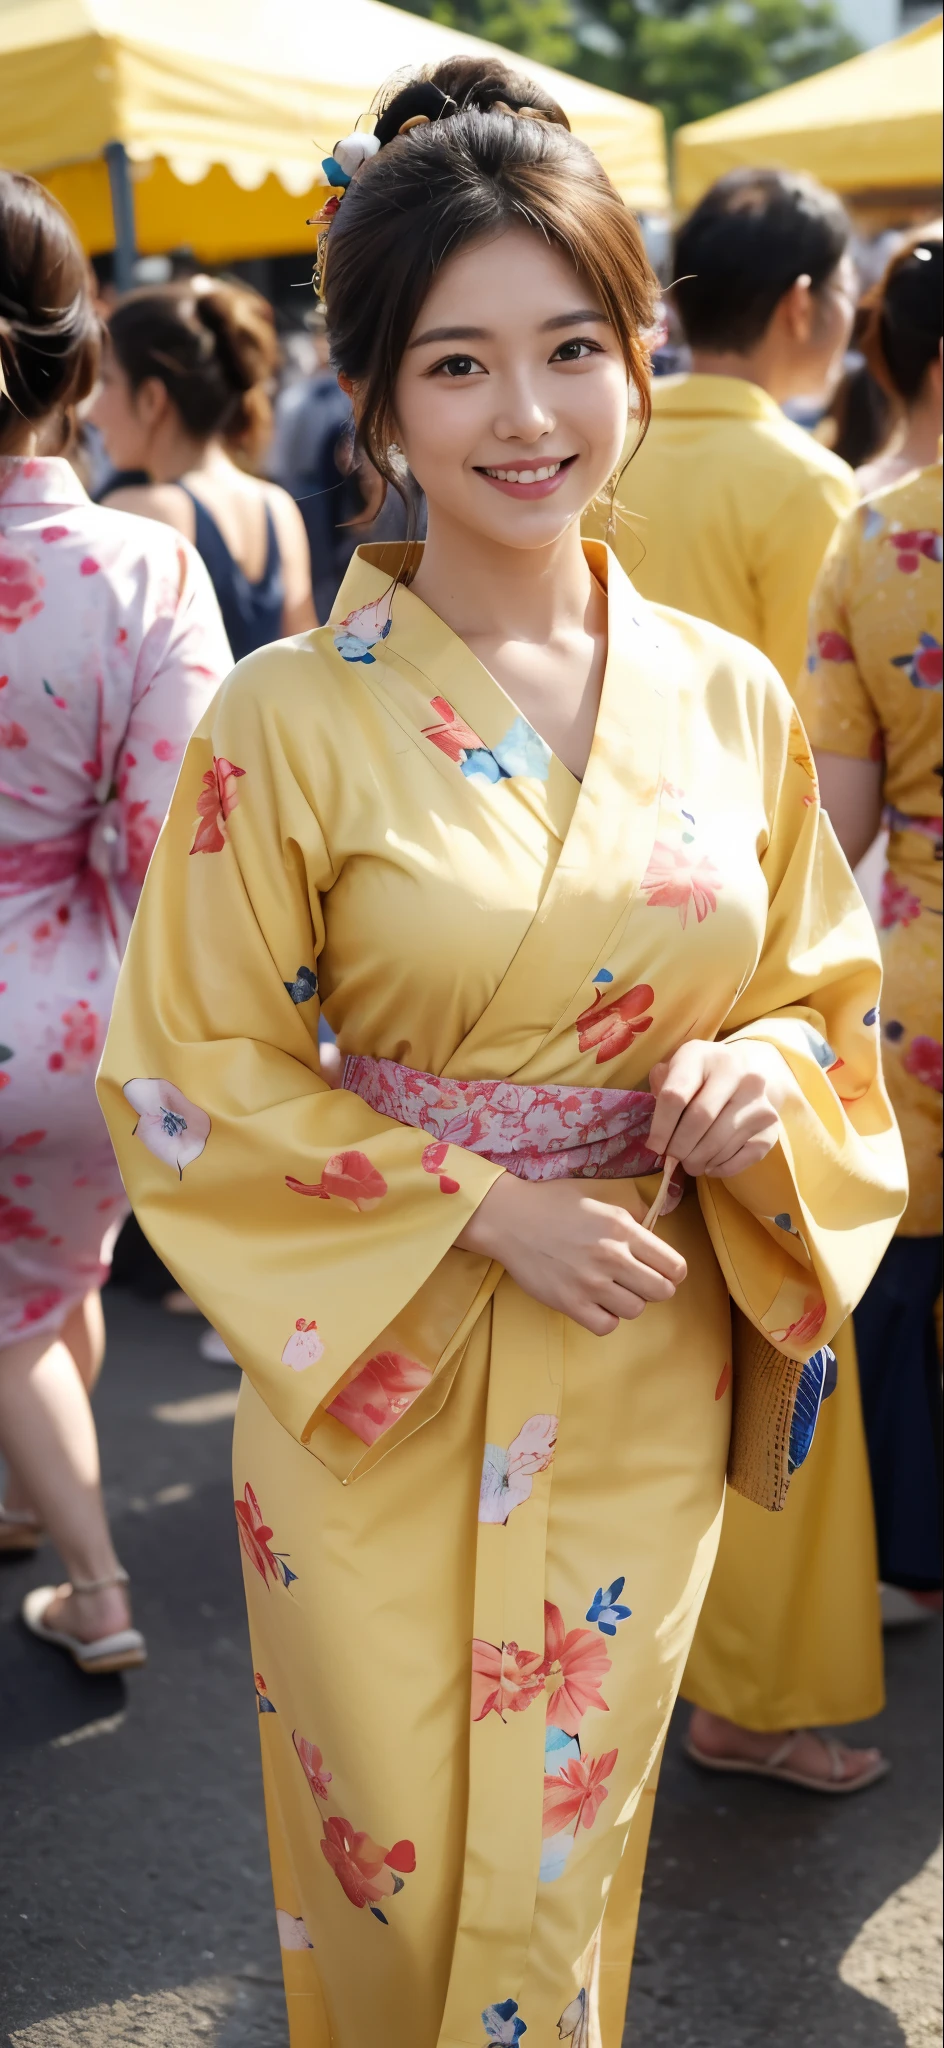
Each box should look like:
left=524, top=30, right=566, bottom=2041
left=21, top=1569, right=147, bottom=1675
left=0, top=1507, right=44, bottom=1554
left=683, top=1729, right=890, bottom=1795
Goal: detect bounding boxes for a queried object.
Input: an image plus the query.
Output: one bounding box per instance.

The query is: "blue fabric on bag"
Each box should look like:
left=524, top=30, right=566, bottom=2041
left=787, top=1345, right=837, bottom=1476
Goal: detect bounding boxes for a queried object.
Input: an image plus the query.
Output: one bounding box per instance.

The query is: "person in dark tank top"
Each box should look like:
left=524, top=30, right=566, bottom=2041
left=91, top=278, right=316, bottom=657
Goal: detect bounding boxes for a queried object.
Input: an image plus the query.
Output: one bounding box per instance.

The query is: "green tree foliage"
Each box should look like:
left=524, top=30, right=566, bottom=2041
left=395, top=0, right=859, bottom=134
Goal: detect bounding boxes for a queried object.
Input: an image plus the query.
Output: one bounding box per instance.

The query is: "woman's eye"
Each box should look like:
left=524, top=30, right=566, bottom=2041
left=434, top=354, right=482, bottom=378
left=551, top=339, right=599, bottom=362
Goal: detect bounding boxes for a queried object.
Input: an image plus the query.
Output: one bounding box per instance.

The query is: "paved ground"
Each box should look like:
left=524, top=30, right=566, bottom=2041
left=1, top=1289, right=940, bottom=2048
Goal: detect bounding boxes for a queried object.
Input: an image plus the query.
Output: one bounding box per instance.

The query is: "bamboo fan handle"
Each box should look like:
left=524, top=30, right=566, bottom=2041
left=642, top=1156, right=678, bottom=1233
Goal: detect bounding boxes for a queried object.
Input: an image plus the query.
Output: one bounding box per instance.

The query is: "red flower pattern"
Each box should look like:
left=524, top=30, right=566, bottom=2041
left=543, top=1600, right=611, bottom=1735
left=880, top=871, right=921, bottom=930
left=285, top=1149, right=388, bottom=1210
left=320, top=1817, right=416, bottom=1913
left=575, top=984, right=654, bottom=1065
left=326, top=1350, right=432, bottom=1446
left=888, top=530, right=941, bottom=574
left=0, top=540, right=44, bottom=634
left=190, top=755, right=246, bottom=855
left=470, top=1639, right=547, bottom=1722
left=293, top=1730, right=333, bottom=1801
left=902, top=1035, right=943, bottom=1092
left=816, top=630, right=855, bottom=663
left=640, top=843, right=721, bottom=927
left=542, top=1748, right=618, bottom=1837
left=422, top=695, right=488, bottom=763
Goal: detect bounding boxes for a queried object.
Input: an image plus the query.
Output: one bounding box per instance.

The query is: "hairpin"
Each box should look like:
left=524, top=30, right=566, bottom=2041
left=309, top=132, right=381, bottom=298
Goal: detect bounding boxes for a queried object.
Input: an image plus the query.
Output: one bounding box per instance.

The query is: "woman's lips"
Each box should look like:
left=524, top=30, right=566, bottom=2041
left=475, top=455, right=577, bottom=500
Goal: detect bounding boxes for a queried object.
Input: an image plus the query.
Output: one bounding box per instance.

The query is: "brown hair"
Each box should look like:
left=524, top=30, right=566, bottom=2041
left=861, top=226, right=943, bottom=405
left=0, top=171, right=100, bottom=452
left=107, top=279, right=280, bottom=459
left=322, top=57, right=658, bottom=554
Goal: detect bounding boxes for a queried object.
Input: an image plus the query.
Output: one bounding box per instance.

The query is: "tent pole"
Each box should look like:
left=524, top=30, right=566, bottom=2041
left=105, top=142, right=137, bottom=293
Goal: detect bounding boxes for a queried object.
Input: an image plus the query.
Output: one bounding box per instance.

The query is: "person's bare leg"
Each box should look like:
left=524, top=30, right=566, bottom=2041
left=2, top=1291, right=105, bottom=1518
left=688, top=1707, right=884, bottom=1786
left=0, top=1322, right=131, bottom=1643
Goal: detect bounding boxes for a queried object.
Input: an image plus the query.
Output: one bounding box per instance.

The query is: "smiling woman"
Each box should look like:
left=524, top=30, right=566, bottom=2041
left=98, top=53, right=906, bottom=2048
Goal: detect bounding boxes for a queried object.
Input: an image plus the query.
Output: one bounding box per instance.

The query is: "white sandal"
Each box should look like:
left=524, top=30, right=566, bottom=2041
left=0, top=1505, right=44, bottom=1553
left=684, top=1727, right=889, bottom=1795
left=21, top=1568, right=147, bottom=1675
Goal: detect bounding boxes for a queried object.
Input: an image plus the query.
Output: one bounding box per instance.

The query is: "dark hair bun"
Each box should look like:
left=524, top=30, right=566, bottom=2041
left=107, top=279, right=279, bottom=458
left=0, top=170, right=99, bottom=449
left=373, top=56, right=569, bottom=148
left=863, top=231, right=943, bottom=403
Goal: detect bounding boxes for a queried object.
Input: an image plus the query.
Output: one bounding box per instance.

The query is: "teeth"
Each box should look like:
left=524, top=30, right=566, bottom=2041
left=485, top=461, right=563, bottom=482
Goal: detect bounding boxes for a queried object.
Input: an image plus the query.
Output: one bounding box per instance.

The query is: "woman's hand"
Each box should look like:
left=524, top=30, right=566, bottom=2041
left=648, top=1039, right=790, bottom=1179
left=456, top=1174, right=687, bottom=1337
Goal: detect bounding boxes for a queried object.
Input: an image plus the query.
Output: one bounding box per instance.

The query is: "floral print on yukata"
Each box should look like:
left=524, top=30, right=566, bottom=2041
left=799, top=461, right=942, bottom=1232
left=0, top=456, right=230, bottom=1339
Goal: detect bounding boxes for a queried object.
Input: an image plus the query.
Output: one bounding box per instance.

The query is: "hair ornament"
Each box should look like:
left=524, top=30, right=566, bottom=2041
left=492, top=100, right=553, bottom=124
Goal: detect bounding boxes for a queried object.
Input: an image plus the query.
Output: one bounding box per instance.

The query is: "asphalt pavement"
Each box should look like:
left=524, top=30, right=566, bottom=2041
left=1, top=1289, right=940, bottom=2048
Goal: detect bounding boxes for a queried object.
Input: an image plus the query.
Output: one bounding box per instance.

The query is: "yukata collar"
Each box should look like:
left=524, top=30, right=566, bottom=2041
left=0, top=455, right=91, bottom=509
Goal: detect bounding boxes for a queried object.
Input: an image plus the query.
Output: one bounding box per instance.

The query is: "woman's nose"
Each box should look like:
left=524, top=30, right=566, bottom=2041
left=492, top=372, right=555, bottom=444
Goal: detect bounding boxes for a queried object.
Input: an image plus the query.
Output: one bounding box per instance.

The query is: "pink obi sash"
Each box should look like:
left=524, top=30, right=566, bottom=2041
left=342, top=1053, right=684, bottom=1198
left=0, top=826, right=89, bottom=900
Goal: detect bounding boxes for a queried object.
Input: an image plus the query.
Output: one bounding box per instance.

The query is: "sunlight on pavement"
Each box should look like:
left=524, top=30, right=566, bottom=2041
left=151, top=1391, right=240, bottom=1425
left=50, top=1712, right=126, bottom=1751
left=10, top=1978, right=236, bottom=2045
left=839, top=1836, right=943, bottom=2046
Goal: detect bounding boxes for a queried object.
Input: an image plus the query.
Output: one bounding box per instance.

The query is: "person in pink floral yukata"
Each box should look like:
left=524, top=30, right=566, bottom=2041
left=0, top=173, right=231, bottom=1673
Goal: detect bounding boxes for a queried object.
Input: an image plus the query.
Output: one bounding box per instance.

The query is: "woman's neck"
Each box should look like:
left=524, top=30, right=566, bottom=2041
left=893, top=389, right=942, bottom=475
left=409, top=510, right=594, bottom=646
left=144, top=430, right=230, bottom=485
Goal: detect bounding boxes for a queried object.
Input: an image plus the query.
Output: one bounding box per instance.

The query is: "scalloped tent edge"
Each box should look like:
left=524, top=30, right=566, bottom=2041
left=0, top=0, right=669, bottom=266
left=674, top=15, right=943, bottom=215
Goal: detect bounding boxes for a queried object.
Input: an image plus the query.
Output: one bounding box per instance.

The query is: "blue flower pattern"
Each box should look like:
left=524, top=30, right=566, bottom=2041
left=586, top=1575, right=632, bottom=1636
left=482, top=1999, right=527, bottom=2043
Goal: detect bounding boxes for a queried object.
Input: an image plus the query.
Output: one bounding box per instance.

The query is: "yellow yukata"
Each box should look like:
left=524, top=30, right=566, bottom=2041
left=588, top=376, right=882, bottom=1731
left=586, top=371, right=856, bottom=689
left=797, top=462, right=943, bottom=1236
left=99, top=543, right=904, bottom=2048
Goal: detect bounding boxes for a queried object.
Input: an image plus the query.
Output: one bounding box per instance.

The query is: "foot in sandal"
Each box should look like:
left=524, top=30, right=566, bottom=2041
left=21, top=1568, right=146, bottom=1674
left=686, top=1707, right=888, bottom=1794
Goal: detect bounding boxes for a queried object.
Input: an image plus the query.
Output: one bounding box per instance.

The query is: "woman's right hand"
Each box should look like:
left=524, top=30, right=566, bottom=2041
left=456, top=1173, right=687, bottom=1336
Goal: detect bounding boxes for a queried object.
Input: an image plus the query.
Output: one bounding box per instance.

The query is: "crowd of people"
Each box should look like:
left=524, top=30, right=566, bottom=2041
left=0, top=49, right=940, bottom=2048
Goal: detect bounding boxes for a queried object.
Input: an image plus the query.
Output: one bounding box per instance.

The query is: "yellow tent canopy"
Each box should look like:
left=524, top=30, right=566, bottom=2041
left=675, top=15, right=943, bottom=213
left=0, top=0, right=668, bottom=266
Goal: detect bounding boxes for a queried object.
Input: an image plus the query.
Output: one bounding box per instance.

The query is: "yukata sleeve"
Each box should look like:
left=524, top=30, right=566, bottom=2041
left=109, top=537, right=233, bottom=921
left=697, top=684, right=907, bottom=1361
left=753, top=463, right=857, bottom=690
left=794, top=514, right=882, bottom=762
left=97, top=649, right=502, bottom=1478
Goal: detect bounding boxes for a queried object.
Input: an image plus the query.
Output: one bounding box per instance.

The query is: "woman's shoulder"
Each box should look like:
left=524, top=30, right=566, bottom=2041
left=96, top=481, right=194, bottom=535
left=212, top=621, right=369, bottom=730
left=642, top=597, right=800, bottom=771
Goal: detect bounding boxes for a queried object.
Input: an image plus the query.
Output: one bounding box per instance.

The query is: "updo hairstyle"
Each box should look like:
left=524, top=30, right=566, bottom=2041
left=322, top=57, right=658, bottom=535
left=106, top=279, right=280, bottom=460
left=0, top=170, right=100, bottom=453
left=861, top=228, right=943, bottom=405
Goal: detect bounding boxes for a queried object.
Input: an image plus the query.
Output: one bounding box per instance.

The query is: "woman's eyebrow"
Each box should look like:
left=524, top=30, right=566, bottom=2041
left=407, top=325, right=490, bottom=348
left=540, top=309, right=609, bottom=330
left=407, top=308, right=610, bottom=349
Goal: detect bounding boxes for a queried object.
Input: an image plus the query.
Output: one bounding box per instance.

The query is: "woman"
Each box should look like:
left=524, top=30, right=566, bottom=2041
left=99, top=62, right=905, bottom=2046
left=0, top=173, right=231, bottom=1668
left=799, top=454, right=943, bottom=1621
left=91, top=278, right=317, bottom=655
left=856, top=228, right=942, bottom=498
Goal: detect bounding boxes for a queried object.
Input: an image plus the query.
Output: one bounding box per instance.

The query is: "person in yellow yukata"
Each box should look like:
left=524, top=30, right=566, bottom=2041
left=588, top=169, right=893, bottom=1794
left=587, top=169, right=858, bottom=693
left=799, top=448, right=943, bottom=1621
left=99, top=59, right=905, bottom=2048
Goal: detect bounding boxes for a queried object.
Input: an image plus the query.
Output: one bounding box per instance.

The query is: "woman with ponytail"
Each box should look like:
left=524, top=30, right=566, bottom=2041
left=100, top=59, right=905, bottom=2046
left=857, top=226, right=943, bottom=497
left=92, top=278, right=316, bottom=655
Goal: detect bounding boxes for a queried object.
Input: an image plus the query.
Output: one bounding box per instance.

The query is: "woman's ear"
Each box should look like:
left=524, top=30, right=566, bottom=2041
left=777, top=274, right=815, bottom=346
left=337, top=372, right=354, bottom=397
left=135, top=375, right=171, bottom=433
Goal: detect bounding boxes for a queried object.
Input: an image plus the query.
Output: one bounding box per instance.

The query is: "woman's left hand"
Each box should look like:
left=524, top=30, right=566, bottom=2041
left=648, top=1039, right=791, bottom=1179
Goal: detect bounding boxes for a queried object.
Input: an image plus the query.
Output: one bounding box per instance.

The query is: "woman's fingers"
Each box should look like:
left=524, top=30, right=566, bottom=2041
left=647, top=1042, right=707, bottom=1157
left=677, top=1097, right=777, bottom=1177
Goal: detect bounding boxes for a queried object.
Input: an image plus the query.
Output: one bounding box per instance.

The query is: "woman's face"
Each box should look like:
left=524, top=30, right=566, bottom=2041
left=88, top=345, right=151, bottom=469
left=392, top=226, right=631, bottom=552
